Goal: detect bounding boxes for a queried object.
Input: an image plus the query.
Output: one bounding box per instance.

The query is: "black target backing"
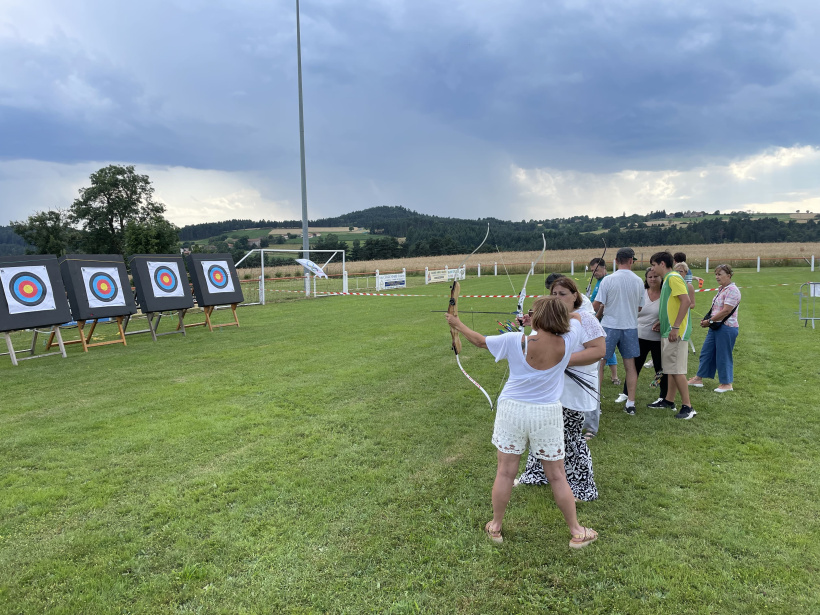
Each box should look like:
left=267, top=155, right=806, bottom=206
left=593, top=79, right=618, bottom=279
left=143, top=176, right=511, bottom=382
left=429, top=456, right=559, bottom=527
left=0, top=255, right=73, bottom=332
left=59, top=254, right=137, bottom=321
left=128, top=254, right=194, bottom=313
left=186, top=253, right=244, bottom=307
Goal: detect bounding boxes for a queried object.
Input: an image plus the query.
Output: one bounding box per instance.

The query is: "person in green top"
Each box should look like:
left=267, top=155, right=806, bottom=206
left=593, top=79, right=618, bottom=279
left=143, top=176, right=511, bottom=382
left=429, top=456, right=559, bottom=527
left=647, top=251, right=696, bottom=419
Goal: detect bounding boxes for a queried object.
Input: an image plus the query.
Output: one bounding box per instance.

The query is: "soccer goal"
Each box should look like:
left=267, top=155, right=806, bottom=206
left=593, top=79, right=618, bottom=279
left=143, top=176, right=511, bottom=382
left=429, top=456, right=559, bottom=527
left=234, top=248, right=348, bottom=305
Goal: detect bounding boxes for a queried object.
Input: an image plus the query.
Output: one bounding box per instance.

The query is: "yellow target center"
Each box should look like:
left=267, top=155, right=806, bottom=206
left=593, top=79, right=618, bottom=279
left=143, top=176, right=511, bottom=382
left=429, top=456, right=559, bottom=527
left=22, top=283, right=34, bottom=295
left=100, top=282, right=109, bottom=292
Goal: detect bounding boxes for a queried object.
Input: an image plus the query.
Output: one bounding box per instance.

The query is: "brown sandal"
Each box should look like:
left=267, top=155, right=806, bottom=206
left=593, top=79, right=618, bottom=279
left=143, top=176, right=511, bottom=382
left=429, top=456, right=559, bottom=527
left=569, top=527, right=598, bottom=549
left=485, top=521, right=503, bottom=544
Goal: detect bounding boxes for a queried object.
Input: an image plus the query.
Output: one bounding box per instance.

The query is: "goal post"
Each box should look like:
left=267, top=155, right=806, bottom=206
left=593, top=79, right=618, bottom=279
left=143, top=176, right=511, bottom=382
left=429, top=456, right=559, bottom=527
left=234, top=248, right=347, bottom=304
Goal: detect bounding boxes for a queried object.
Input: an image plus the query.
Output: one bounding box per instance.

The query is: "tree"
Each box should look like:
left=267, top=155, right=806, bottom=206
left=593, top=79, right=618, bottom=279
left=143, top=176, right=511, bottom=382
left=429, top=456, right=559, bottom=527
left=70, top=164, right=167, bottom=254
left=10, top=209, right=80, bottom=256
left=123, top=216, right=180, bottom=257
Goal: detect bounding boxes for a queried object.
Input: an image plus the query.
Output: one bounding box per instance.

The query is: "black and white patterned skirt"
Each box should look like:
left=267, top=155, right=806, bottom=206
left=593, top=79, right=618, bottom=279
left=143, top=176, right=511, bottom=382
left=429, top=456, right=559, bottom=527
left=516, top=407, right=598, bottom=501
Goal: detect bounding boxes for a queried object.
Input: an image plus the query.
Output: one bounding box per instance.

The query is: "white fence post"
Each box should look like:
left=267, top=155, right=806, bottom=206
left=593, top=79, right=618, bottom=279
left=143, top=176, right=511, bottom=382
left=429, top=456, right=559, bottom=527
left=477, top=263, right=481, bottom=277
left=343, top=270, right=348, bottom=293
left=570, top=260, right=574, bottom=276
left=305, top=272, right=311, bottom=297
left=494, top=262, right=497, bottom=276
left=812, top=255, right=816, bottom=272
left=425, top=267, right=429, bottom=284
left=705, top=257, right=710, bottom=273
left=757, top=256, right=761, bottom=272
left=530, top=262, right=534, bottom=275
left=259, top=275, right=265, bottom=305
left=613, top=259, right=616, bottom=271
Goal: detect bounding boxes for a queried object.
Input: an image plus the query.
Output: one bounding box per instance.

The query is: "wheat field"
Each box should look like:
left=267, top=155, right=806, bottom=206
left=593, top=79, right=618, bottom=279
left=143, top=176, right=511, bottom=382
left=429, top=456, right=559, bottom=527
left=238, top=241, right=820, bottom=278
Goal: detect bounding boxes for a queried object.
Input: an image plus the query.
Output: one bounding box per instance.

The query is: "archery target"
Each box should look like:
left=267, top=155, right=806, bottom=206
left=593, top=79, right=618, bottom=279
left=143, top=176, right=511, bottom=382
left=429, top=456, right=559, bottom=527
left=0, top=265, right=57, bottom=314
left=147, top=261, right=185, bottom=298
left=201, top=260, right=234, bottom=294
left=81, top=267, right=125, bottom=308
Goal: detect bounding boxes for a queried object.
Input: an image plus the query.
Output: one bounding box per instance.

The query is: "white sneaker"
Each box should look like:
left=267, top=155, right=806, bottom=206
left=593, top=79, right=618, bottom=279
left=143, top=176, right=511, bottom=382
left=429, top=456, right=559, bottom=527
left=614, top=393, right=628, bottom=403
left=644, top=359, right=654, bottom=368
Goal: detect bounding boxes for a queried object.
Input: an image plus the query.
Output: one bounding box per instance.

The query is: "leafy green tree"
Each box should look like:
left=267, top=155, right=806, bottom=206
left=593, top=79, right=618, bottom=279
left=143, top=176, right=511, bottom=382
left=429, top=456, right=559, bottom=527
left=123, top=217, right=180, bottom=257
left=70, top=164, right=168, bottom=254
left=10, top=209, right=80, bottom=256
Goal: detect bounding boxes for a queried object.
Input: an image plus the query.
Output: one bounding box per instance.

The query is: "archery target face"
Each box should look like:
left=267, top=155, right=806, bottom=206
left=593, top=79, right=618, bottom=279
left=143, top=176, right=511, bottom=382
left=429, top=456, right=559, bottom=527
left=147, top=261, right=185, bottom=298
left=201, top=260, right=234, bottom=294
left=81, top=267, right=125, bottom=308
left=0, top=265, right=57, bottom=314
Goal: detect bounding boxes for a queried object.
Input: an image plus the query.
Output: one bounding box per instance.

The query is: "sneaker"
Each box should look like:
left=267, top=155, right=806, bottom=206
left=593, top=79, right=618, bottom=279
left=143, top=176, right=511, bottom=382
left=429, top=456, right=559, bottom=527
left=675, top=405, right=697, bottom=420
left=624, top=403, right=636, bottom=415
left=644, top=359, right=654, bottom=368
left=614, top=393, right=628, bottom=403
left=647, top=398, right=676, bottom=410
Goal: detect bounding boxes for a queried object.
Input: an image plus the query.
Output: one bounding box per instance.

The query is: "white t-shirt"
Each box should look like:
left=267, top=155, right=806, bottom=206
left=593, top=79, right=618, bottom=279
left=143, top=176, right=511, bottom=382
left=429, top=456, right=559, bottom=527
left=561, top=311, right=605, bottom=412
left=595, top=268, right=645, bottom=329
left=580, top=294, right=594, bottom=314
left=486, top=320, right=582, bottom=405
left=637, top=289, right=661, bottom=341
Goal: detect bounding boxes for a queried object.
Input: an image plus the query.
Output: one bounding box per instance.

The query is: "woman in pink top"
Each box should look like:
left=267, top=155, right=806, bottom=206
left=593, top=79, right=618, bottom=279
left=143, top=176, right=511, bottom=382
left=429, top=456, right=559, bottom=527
left=688, top=265, right=741, bottom=392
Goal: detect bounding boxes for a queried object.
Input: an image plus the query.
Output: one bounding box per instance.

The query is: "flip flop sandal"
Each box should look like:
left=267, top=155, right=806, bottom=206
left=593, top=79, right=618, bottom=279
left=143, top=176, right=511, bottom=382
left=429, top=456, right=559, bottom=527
left=485, top=521, right=503, bottom=544
left=611, top=378, right=621, bottom=385
left=688, top=379, right=704, bottom=387
left=569, top=527, right=598, bottom=549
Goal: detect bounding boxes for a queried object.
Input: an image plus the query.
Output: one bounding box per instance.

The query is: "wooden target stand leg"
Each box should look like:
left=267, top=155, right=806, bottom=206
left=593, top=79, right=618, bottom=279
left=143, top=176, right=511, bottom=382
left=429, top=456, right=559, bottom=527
left=177, top=304, right=240, bottom=332
left=2, top=326, right=67, bottom=366
left=44, top=316, right=128, bottom=353
left=122, top=311, right=186, bottom=342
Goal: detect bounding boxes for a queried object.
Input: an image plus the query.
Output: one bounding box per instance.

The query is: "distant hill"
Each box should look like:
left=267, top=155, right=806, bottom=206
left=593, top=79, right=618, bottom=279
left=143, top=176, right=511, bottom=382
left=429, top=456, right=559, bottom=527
left=0, top=225, right=29, bottom=256
left=177, top=207, right=820, bottom=261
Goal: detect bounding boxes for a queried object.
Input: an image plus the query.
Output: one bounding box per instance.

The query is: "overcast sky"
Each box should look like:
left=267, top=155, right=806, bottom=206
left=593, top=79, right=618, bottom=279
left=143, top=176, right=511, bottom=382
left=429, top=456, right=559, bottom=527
left=2, top=0, right=819, bottom=227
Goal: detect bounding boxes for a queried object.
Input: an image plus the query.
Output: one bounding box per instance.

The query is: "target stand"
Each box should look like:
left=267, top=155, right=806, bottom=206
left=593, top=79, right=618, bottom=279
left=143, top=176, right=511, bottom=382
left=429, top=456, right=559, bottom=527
left=0, top=255, right=72, bottom=366
left=127, top=255, right=194, bottom=342
left=46, top=316, right=128, bottom=352
left=183, top=254, right=244, bottom=332
left=47, top=255, right=137, bottom=353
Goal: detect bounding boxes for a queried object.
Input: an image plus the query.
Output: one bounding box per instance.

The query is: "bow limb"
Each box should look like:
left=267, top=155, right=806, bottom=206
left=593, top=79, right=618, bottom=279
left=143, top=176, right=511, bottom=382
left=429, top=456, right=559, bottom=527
left=457, top=222, right=490, bottom=271
left=516, top=233, right=547, bottom=330
left=448, top=258, right=493, bottom=410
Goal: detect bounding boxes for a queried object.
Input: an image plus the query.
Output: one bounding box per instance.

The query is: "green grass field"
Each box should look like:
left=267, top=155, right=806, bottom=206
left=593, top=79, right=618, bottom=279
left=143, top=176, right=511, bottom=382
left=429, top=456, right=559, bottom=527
left=2, top=268, right=819, bottom=613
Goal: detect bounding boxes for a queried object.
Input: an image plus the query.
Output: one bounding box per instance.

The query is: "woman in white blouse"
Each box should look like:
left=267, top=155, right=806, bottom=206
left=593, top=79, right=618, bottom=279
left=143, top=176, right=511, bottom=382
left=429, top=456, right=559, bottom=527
left=446, top=296, right=599, bottom=549
left=515, top=276, right=606, bottom=501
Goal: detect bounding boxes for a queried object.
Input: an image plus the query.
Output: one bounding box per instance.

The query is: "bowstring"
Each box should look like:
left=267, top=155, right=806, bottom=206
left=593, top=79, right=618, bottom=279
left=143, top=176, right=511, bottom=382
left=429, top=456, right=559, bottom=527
left=488, top=226, right=517, bottom=408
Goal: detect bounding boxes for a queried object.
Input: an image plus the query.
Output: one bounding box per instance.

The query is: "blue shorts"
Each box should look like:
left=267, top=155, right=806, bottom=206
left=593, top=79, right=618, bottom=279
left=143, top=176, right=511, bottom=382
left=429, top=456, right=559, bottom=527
left=603, top=327, right=640, bottom=360
left=605, top=352, right=618, bottom=366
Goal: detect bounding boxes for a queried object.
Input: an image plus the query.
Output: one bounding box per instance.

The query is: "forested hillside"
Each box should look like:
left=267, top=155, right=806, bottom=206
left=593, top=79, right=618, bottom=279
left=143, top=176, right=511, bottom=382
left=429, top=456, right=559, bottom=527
left=178, top=206, right=820, bottom=262
left=0, top=225, right=29, bottom=256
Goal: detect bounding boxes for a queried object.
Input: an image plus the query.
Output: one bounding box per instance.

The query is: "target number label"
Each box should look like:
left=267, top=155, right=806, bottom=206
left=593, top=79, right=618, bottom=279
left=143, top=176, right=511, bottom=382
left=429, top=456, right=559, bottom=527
left=201, top=260, right=235, bottom=294
left=0, top=265, right=57, bottom=314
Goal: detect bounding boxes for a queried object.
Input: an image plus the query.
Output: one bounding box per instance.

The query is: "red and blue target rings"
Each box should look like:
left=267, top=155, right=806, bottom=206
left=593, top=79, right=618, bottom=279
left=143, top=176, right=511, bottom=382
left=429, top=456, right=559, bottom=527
left=153, top=266, right=178, bottom=293
left=88, top=272, right=119, bottom=302
left=207, top=264, right=230, bottom=289
left=10, top=271, right=47, bottom=306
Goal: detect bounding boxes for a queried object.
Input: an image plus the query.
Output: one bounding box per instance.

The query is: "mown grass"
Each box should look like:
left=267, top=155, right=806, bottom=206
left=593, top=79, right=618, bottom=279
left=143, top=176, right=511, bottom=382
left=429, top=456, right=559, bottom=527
left=1, top=268, right=818, bottom=614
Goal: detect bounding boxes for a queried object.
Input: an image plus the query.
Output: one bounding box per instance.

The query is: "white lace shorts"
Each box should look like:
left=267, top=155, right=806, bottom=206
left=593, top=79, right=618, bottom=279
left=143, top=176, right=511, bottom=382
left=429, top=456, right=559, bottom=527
left=491, top=398, right=565, bottom=461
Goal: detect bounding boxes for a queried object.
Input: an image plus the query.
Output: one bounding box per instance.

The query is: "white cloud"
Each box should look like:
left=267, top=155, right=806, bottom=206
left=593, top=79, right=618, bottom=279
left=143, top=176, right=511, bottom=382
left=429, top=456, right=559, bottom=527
left=510, top=145, right=820, bottom=218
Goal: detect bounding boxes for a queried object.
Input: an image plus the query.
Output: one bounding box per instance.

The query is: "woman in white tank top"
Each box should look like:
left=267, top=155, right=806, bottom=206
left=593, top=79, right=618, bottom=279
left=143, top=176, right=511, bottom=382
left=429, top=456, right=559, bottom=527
left=446, top=296, right=599, bottom=549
